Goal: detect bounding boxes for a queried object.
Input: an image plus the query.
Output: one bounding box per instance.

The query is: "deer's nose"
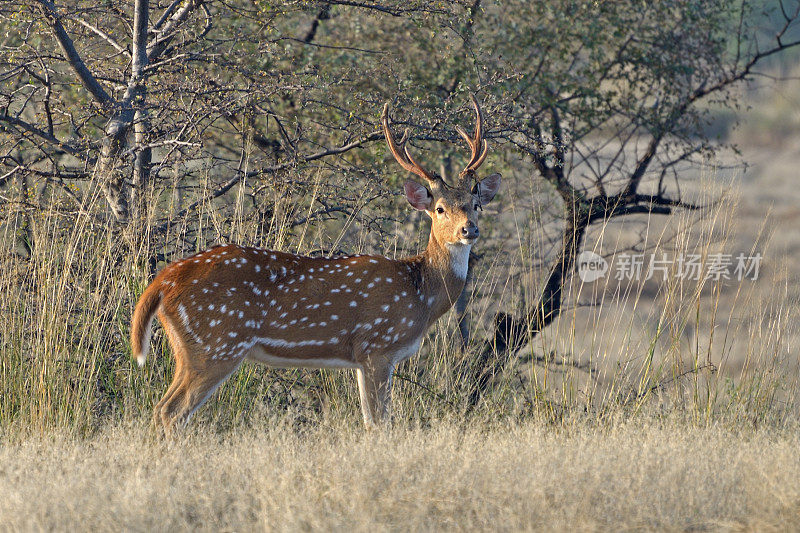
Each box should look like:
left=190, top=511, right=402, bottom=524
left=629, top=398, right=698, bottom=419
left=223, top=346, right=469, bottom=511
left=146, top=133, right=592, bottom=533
left=460, top=223, right=479, bottom=239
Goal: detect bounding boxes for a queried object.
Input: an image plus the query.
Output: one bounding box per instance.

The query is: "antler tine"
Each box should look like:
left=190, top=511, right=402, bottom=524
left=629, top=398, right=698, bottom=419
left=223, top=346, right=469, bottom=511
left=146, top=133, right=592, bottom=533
left=459, top=93, right=488, bottom=174
left=472, top=139, right=489, bottom=168
left=469, top=93, right=484, bottom=148
left=455, top=125, right=476, bottom=152
left=381, top=103, right=438, bottom=185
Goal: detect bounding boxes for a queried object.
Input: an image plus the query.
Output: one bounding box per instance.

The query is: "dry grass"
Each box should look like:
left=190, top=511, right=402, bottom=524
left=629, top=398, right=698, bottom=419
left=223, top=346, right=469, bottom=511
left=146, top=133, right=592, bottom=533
left=1, top=418, right=799, bottom=531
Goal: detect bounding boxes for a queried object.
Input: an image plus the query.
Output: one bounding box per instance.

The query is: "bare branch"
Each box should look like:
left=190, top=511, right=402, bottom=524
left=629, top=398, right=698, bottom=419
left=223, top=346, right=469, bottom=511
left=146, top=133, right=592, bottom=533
left=154, top=131, right=383, bottom=233
left=153, top=0, right=183, bottom=31
left=622, top=134, right=661, bottom=197
left=76, top=18, right=130, bottom=57
left=319, top=1, right=447, bottom=17
left=301, top=5, right=331, bottom=44
left=0, top=113, right=83, bottom=156
left=37, top=0, right=113, bottom=107
left=147, top=0, right=202, bottom=62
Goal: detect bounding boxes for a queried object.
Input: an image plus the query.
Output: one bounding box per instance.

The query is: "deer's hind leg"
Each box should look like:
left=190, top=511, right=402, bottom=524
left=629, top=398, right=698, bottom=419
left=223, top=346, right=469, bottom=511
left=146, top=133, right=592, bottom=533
left=158, top=355, right=244, bottom=434
left=152, top=356, right=188, bottom=430
left=151, top=315, right=191, bottom=433
left=152, top=315, right=243, bottom=435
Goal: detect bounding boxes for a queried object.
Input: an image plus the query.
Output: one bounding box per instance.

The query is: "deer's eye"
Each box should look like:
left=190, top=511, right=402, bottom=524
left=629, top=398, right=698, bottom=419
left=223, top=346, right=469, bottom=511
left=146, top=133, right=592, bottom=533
left=436, top=206, right=445, bottom=215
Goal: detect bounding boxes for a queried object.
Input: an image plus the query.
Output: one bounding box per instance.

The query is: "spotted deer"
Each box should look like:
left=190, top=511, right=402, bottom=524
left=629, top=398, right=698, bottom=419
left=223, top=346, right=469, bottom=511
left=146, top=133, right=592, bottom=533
left=131, top=95, right=501, bottom=431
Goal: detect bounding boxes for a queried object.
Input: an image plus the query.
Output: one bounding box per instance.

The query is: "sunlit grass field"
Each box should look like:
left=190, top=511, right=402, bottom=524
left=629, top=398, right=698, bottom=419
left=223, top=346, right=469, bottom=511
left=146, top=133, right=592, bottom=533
left=3, top=417, right=800, bottom=530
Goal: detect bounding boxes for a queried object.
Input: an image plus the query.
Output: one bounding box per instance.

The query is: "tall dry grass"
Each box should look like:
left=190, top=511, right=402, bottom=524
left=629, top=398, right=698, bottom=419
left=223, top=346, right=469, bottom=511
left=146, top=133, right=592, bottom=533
left=0, top=165, right=798, bottom=438
left=1, top=418, right=799, bottom=530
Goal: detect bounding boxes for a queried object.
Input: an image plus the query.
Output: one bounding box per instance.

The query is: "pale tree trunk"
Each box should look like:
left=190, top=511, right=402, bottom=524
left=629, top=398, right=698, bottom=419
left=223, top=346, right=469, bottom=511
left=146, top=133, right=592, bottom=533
left=93, top=0, right=150, bottom=223
left=132, top=111, right=152, bottom=221
left=40, top=0, right=196, bottom=223
left=130, top=0, right=151, bottom=222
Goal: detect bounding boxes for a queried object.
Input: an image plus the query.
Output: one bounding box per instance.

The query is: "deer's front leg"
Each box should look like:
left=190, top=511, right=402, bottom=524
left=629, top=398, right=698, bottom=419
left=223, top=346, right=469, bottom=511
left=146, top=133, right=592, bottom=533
left=355, top=360, right=394, bottom=428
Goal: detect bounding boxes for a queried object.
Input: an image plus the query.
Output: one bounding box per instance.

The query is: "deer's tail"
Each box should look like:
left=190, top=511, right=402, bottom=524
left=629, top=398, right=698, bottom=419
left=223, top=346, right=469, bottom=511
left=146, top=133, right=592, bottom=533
left=131, top=283, right=162, bottom=367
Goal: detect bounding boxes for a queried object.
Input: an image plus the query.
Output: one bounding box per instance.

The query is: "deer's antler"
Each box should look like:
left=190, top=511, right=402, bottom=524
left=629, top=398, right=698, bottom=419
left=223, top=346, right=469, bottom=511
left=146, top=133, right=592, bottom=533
left=382, top=103, right=441, bottom=187
left=456, top=94, right=488, bottom=184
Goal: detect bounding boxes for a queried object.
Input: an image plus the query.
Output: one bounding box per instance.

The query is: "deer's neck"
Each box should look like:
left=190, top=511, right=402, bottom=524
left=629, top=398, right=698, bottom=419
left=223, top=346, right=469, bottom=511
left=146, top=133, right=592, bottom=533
left=406, top=229, right=471, bottom=325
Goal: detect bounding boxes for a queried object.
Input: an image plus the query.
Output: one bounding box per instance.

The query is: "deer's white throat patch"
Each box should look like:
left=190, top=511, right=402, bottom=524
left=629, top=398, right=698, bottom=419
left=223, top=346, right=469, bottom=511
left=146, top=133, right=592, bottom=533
left=446, top=243, right=471, bottom=279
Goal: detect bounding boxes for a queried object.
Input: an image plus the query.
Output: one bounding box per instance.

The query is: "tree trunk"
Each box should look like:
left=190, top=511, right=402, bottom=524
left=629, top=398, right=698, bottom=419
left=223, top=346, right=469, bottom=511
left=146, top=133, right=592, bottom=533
left=465, top=192, right=589, bottom=408
left=493, top=199, right=588, bottom=355
left=93, top=0, right=150, bottom=224
left=132, top=110, right=152, bottom=221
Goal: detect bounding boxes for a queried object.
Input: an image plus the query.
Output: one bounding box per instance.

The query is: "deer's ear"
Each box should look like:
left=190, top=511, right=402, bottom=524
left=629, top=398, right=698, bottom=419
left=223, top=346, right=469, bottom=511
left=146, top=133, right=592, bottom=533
left=472, top=173, right=501, bottom=205
left=404, top=180, right=432, bottom=211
